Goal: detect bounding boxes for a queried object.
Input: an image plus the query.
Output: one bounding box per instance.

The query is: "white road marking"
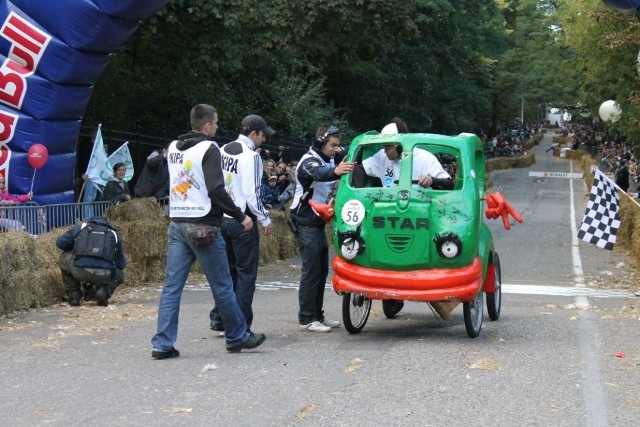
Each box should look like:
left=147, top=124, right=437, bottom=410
left=569, top=161, right=590, bottom=308
left=178, top=281, right=635, bottom=298
left=501, top=283, right=633, bottom=298
left=529, top=171, right=584, bottom=179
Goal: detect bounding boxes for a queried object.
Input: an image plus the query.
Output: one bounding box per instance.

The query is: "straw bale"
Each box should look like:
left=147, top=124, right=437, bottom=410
left=111, top=219, right=169, bottom=286
left=616, top=197, right=640, bottom=252
left=123, top=258, right=166, bottom=286
left=116, top=219, right=168, bottom=261
left=105, top=197, right=165, bottom=222
left=35, top=227, right=68, bottom=270
left=486, top=151, right=534, bottom=172
left=0, top=230, right=63, bottom=313
left=279, top=229, right=299, bottom=259
left=563, top=149, right=584, bottom=161
left=260, top=232, right=280, bottom=265
left=0, top=232, right=37, bottom=282
left=524, top=134, right=541, bottom=150
left=259, top=211, right=299, bottom=264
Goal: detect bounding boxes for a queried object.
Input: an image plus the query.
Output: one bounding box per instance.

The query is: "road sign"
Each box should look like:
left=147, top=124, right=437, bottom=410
left=529, top=171, right=584, bottom=179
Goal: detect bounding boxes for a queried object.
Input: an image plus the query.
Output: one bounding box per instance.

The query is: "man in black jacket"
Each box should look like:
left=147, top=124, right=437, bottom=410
left=56, top=216, right=126, bottom=307
left=615, top=159, right=630, bottom=192
left=134, top=142, right=170, bottom=200
left=289, top=124, right=354, bottom=332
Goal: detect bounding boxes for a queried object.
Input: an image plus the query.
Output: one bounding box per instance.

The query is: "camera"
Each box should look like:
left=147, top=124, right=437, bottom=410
left=279, top=146, right=289, bottom=151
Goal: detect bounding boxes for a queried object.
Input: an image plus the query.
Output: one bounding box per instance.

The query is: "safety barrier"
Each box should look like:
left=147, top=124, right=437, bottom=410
left=1, top=201, right=113, bottom=236
left=0, top=197, right=170, bottom=236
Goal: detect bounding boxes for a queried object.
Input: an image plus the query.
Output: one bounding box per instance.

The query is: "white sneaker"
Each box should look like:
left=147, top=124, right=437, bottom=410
left=300, top=321, right=331, bottom=332
left=321, top=318, right=341, bottom=328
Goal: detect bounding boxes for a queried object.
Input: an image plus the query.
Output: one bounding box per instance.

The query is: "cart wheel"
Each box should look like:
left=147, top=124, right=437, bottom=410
left=342, top=293, right=371, bottom=334
left=463, top=291, right=483, bottom=338
left=486, top=253, right=501, bottom=321
left=382, top=300, right=404, bottom=319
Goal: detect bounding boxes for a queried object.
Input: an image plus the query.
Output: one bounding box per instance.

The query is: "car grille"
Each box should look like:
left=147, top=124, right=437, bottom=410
left=385, top=235, right=414, bottom=252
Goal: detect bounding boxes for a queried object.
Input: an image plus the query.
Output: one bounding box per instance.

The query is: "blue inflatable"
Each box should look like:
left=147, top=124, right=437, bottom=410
left=603, top=0, right=640, bottom=14
left=0, top=0, right=170, bottom=205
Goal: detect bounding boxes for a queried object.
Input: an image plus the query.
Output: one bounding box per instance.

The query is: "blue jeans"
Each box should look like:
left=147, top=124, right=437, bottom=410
left=82, top=181, right=98, bottom=220
left=295, top=224, right=329, bottom=324
left=210, top=218, right=259, bottom=331
left=151, top=222, right=249, bottom=351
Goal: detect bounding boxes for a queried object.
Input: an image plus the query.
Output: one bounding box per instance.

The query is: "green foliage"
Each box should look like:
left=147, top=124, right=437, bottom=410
left=558, top=0, right=640, bottom=140
left=83, top=0, right=521, bottom=139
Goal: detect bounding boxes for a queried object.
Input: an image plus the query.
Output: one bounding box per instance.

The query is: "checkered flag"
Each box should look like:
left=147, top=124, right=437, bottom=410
left=577, top=169, right=621, bottom=250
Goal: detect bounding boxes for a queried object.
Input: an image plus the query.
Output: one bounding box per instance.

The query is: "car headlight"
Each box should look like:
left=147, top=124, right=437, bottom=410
left=433, top=233, right=462, bottom=258
left=337, top=227, right=365, bottom=260
left=341, top=237, right=360, bottom=260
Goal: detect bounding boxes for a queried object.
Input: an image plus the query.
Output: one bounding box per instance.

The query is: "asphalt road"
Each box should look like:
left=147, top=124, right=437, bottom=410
left=2, top=131, right=640, bottom=427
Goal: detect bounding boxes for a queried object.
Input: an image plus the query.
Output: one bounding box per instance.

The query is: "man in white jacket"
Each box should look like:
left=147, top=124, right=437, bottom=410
left=209, top=114, right=275, bottom=333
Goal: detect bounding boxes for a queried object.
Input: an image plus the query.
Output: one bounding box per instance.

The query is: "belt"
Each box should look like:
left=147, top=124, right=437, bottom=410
left=84, top=268, right=112, bottom=276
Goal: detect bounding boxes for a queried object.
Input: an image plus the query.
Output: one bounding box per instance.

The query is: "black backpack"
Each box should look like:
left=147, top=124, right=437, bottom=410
left=73, top=221, right=117, bottom=264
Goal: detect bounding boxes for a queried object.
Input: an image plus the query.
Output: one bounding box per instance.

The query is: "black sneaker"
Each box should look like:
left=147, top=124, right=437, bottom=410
left=95, top=286, right=109, bottom=307
left=226, top=332, right=266, bottom=353
left=210, top=321, right=224, bottom=331
left=68, top=297, right=81, bottom=307
left=151, top=347, right=180, bottom=360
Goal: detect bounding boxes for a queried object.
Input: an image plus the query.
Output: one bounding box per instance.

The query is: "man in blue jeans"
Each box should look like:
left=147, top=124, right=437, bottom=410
left=209, top=114, right=275, bottom=333
left=151, top=104, right=266, bottom=359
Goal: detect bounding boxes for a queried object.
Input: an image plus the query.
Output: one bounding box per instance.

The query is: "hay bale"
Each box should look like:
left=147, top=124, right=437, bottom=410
left=259, top=211, right=299, bottom=264
left=114, top=219, right=169, bottom=286
left=0, top=232, right=37, bottom=282
left=105, top=197, right=165, bottom=222
left=0, top=232, right=64, bottom=313
left=486, top=151, right=534, bottom=172
left=260, top=231, right=281, bottom=265
left=552, top=136, right=572, bottom=146
left=35, top=227, right=67, bottom=270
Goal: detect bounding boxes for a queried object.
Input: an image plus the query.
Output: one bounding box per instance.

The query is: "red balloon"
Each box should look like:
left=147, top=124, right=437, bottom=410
left=27, top=143, right=49, bottom=169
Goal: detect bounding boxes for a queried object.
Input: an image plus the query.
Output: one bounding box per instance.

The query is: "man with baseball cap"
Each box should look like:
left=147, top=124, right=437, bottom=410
left=241, top=114, right=275, bottom=138
left=209, top=114, right=275, bottom=334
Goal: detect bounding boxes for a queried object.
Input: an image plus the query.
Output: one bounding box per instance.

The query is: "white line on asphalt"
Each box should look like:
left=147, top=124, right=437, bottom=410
left=566, top=142, right=608, bottom=426
left=501, top=283, right=633, bottom=298
left=177, top=282, right=636, bottom=298
left=569, top=161, right=590, bottom=309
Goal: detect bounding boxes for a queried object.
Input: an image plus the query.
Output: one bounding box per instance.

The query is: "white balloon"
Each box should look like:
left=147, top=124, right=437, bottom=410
left=599, top=100, right=622, bottom=122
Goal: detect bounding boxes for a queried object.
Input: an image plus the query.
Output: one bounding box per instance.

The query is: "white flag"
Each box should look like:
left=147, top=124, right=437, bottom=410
left=108, top=141, right=134, bottom=182
left=85, top=124, right=111, bottom=187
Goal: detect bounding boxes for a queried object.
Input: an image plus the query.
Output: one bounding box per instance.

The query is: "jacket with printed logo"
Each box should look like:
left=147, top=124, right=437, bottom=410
left=167, top=132, right=246, bottom=226
left=220, top=135, right=271, bottom=227
left=290, top=147, right=339, bottom=227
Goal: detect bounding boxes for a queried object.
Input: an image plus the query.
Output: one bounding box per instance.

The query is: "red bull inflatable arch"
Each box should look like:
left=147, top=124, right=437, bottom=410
left=0, top=0, right=170, bottom=204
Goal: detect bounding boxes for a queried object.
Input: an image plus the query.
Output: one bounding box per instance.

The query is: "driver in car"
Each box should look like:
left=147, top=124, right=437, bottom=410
left=354, top=117, right=454, bottom=190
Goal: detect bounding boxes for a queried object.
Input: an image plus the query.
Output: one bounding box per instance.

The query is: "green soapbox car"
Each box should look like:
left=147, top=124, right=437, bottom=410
left=311, top=131, right=523, bottom=337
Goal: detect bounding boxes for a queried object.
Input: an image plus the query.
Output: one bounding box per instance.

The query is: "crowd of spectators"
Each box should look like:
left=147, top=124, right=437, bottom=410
left=480, top=121, right=544, bottom=158
left=259, top=158, right=296, bottom=211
